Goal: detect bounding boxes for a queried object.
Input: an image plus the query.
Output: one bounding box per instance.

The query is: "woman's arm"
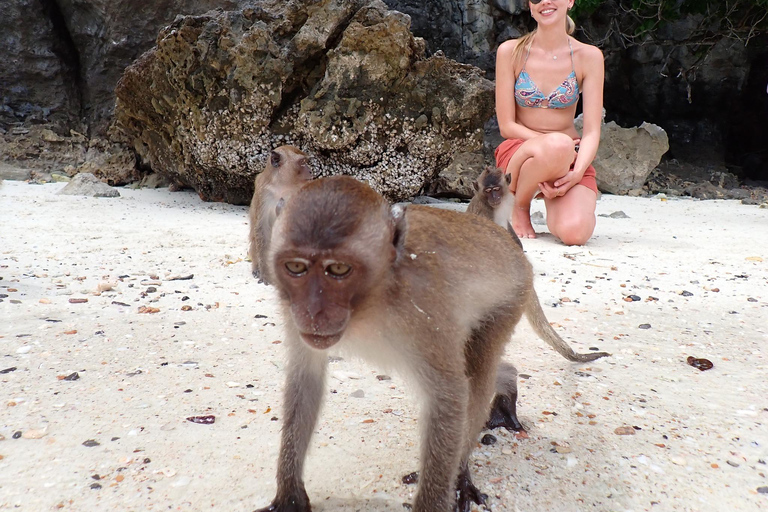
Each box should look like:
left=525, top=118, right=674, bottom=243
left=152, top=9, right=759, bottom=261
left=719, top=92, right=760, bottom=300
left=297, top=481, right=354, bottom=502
left=495, top=40, right=543, bottom=141
left=571, top=44, right=604, bottom=177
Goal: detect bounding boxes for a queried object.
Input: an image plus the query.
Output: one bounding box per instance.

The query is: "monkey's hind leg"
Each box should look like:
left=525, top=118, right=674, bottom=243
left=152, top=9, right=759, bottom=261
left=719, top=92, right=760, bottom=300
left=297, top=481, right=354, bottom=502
left=485, top=361, right=525, bottom=432
left=255, top=338, right=328, bottom=512
left=456, top=312, right=518, bottom=511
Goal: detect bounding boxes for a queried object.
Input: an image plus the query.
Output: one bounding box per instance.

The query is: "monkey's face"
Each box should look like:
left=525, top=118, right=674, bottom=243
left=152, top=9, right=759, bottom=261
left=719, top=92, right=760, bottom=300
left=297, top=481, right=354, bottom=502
left=274, top=251, right=367, bottom=350
left=485, top=186, right=505, bottom=208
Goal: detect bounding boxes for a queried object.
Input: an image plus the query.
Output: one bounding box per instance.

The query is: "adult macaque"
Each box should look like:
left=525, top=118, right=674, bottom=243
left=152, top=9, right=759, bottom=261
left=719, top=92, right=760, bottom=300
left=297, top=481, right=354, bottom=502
left=248, top=145, right=312, bottom=284
left=255, top=176, right=608, bottom=512
left=467, top=166, right=521, bottom=248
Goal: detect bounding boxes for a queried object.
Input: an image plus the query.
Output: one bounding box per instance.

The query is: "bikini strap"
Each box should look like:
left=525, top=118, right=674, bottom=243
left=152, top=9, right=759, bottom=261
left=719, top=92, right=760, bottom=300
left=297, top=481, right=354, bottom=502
left=568, top=38, right=575, bottom=72
left=521, top=36, right=534, bottom=72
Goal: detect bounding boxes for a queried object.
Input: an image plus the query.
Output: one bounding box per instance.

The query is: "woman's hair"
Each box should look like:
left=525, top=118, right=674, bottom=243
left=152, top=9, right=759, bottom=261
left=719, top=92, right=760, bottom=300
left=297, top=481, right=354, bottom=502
left=509, top=14, right=576, bottom=70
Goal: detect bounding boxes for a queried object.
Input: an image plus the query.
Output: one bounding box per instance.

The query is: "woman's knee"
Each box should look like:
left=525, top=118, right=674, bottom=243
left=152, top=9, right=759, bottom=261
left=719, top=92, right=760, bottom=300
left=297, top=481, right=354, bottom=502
left=532, top=133, right=574, bottom=165
left=549, top=213, right=595, bottom=246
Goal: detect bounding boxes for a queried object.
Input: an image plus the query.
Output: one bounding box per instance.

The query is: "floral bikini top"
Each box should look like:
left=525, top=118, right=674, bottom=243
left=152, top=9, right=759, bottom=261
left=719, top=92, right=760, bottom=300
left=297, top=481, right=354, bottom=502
left=514, top=38, right=580, bottom=109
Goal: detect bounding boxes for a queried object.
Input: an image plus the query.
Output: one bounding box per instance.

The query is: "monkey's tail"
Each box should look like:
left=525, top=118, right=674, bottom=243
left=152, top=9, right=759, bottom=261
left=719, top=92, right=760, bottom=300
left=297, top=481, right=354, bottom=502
left=525, top=288, right=610, bottom=362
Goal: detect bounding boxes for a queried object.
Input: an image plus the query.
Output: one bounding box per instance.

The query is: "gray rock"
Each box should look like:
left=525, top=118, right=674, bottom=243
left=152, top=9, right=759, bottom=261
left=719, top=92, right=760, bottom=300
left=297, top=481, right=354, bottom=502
left=490, top=0, right=527, bottom=15
left=0, top=163, right=33, bottom=181
left=426, top=151, right=485, bottom=198
left=576, top=114, right=669, bottom=195
left=598, top=211, right=630, bottom=219
left=57, top=173, right=120, bottom=197
left=114, top=1, right=494, bottom=203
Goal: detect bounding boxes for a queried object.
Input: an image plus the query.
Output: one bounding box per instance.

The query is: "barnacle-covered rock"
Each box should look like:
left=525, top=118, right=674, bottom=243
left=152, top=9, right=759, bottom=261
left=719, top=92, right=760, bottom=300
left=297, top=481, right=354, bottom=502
left=113, top=0, right=494, bottom=203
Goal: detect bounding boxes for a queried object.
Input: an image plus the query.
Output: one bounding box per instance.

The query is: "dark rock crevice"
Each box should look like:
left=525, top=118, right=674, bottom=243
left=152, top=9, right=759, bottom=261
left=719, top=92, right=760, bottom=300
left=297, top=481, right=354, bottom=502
left=38, top=0, right=85, bottom=132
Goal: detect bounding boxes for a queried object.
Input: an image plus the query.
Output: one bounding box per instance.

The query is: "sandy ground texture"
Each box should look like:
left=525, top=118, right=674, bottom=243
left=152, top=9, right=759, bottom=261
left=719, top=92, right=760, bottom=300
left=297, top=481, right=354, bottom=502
left=1, top=180, right=767, bottom=512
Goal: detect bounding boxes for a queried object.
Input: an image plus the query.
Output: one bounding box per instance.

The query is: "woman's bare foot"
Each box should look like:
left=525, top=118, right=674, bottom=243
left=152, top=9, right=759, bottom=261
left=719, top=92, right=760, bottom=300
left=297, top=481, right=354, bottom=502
left=511, top=206, right=536, bottom=238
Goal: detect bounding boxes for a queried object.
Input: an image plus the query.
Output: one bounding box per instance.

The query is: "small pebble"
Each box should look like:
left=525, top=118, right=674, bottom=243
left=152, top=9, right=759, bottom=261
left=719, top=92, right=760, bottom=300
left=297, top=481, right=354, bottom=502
left=614, top=426, right=636, bottom=436
left=480, top=434, right=496, bottom=445
left=90, top=483, right=102, bottom=490
left=726, top=460, right=739, bottom=467
left=680, top=290, right=693, bottom=297
left=687, top=356, right=713, bottom=371
left=82, top=439, right=100, bottom=447
left=350, top=389, right=365, bottom=398
left=757, top=486, right=768, bottom=494
left=402, top=471, right=419, bottom=484
left=16, top=346, right=31, bottom=354
left=186, top=415, right=215, bottom=424
left=638, top=324, right=652, bottom=330
left=12, top=431, right=22, bottom=439
left=22, top=429, right=47, bottom=439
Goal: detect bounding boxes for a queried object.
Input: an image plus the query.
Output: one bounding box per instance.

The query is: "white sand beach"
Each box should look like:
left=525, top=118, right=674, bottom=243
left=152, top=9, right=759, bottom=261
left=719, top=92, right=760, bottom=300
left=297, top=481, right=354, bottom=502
left=1, top=180, right=766, bottom=511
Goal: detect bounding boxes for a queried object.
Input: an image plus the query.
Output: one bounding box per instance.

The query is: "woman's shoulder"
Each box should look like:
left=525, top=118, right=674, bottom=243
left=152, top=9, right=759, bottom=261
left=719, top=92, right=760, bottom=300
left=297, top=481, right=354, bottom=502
left=497, top=38, right=522, bottom=55
left=571, top=38, right=604, bottom=62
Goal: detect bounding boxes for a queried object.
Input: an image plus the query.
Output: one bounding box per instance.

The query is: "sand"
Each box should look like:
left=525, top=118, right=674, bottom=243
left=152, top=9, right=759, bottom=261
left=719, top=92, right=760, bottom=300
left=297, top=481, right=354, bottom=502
left=1, top=180, right=767, bottom=512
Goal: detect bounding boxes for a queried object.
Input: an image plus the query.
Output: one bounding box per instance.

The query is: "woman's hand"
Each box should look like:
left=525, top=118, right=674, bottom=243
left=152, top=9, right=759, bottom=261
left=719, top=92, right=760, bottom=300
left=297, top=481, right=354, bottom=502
left=538, top=149, right=582, bottom=198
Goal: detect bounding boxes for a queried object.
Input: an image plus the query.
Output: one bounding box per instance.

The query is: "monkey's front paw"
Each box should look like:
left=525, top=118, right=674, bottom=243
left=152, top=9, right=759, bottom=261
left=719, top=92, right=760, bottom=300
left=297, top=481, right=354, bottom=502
left=455, top=471, right=488, bottom=512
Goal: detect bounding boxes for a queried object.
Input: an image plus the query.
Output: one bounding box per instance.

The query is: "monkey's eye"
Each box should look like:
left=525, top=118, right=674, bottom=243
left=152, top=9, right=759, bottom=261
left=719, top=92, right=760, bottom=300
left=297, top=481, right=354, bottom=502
left=325, top=263, right=352, bottom=278
left=285, top=261, right=308, bottom=276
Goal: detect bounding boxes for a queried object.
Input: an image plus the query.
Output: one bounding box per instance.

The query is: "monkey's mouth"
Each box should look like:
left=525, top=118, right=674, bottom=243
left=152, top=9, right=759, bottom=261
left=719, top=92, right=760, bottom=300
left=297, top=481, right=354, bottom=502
left=300, top=332, right=342, bottom=350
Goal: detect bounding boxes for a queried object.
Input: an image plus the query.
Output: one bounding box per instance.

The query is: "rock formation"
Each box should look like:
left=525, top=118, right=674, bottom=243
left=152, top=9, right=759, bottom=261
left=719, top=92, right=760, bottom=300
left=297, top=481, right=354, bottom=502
left=113, top=0, right=494, bottom=203
left=575, top=113, right=669, bottom=195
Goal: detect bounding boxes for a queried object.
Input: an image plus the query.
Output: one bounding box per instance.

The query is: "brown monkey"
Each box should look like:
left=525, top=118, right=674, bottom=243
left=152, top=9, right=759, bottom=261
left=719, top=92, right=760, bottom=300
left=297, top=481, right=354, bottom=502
left=248, top=145, right=312, bottom=284
left=466, top=169, right=608, bottom=431
left=255, top=176, right=608, bottom=512
left=467, top=167, right=521, bottom=248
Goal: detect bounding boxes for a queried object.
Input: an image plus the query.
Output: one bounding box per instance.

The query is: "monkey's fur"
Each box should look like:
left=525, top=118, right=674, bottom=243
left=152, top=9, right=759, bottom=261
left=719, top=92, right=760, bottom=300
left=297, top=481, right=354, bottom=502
left=255, top=176, right=608, bottom=512
left=467, top=167, right=521, bottom=248
left=248, top=145, right=312, bottom=284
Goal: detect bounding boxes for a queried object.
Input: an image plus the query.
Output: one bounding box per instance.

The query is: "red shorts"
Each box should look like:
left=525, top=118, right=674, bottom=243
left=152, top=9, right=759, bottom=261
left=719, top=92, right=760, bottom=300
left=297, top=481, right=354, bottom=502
left=494, top=138, right=598, bottom=195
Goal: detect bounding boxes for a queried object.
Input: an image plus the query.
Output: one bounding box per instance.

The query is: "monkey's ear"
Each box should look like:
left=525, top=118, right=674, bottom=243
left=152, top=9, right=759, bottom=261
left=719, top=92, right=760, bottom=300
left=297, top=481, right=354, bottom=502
left=275, top=197, right=286, bottom=217
left=390, top=204, right=408, bottom=257
left=270, top=150, right=281, bottom=168
left=473, top=180, right=479, bottom=192
left=504, top=173, right=512, bottom=186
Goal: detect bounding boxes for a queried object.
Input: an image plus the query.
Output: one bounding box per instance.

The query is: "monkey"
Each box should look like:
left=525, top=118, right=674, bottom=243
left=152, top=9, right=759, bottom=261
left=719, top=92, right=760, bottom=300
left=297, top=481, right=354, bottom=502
left=248, top=145, right=312, bottom=285
left=466, top=166, right=522, bottom=248
left=465, top=169, right=607, bottom=431
left=254, top=176, right=609, bottom=512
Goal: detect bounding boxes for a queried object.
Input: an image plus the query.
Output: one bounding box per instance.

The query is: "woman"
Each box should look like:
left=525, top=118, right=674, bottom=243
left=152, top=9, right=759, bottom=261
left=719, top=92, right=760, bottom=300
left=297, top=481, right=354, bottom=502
left=495, top=0, right=604, bottom=245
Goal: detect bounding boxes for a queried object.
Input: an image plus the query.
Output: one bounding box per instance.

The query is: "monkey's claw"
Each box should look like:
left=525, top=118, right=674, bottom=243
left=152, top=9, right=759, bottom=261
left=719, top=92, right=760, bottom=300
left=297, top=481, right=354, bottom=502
left=485, top=393, right=524, bottom=432
left=455, top=469, right=488, bottom=512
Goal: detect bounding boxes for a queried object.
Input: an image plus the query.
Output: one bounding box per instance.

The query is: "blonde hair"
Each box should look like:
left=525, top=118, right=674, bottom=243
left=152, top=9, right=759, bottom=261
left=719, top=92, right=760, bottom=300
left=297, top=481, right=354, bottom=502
left=510, top=14, right=576, bottom=70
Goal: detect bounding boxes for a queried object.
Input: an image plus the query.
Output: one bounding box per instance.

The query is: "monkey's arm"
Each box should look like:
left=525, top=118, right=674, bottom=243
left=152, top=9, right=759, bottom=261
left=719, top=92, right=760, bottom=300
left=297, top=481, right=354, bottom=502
left=506, top=222, right=524, bottom=249
left=486, top=361, right=524, bottom=431
left=256, top=336, right=327, bottom=512
left=411, top=367, right=468, bottom=512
